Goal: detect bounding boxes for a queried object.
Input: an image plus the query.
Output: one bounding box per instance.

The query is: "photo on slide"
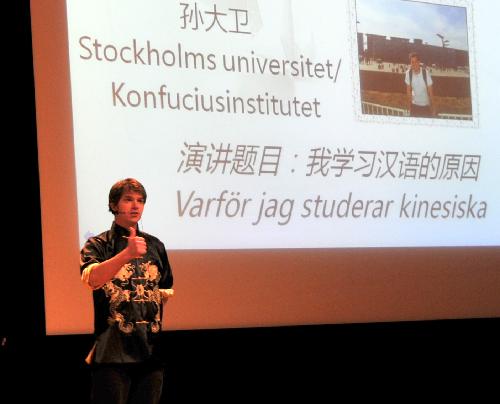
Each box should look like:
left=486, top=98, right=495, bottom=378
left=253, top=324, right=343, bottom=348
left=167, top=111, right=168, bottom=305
left=350, top=0, right=478, bottom=127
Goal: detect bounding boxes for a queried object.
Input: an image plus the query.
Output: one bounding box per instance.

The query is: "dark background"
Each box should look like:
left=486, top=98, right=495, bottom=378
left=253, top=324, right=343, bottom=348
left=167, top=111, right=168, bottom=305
left=2, top=2, right=498, bottom=403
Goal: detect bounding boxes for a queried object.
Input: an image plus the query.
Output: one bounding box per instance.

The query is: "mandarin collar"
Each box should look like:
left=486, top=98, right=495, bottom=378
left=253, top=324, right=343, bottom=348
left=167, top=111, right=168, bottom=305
left=110, top=221, right=141, bottom=238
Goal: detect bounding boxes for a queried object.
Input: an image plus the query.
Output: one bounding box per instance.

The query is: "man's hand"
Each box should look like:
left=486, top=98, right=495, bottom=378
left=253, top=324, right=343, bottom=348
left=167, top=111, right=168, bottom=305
left=126, top=226, right=147, bottom=258
left=161, top=288, right=175, bottom=303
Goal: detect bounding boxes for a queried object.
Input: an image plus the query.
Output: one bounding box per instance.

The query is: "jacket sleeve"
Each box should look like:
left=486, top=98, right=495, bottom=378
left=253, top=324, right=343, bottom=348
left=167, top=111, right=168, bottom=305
left=158, top=241, right=174, bottom=289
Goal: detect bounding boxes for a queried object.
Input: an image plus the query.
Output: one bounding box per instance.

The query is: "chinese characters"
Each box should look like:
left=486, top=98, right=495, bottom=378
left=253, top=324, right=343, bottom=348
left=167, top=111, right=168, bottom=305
left=180, top=2, right=251, bottom=35
left=178, top=142, right=481, bottom=182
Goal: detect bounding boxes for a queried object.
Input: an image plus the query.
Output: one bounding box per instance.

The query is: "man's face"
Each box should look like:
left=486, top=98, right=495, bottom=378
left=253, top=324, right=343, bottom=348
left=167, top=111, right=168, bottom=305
left=113, top=191, right=145, bottom=227
left=410, top=56, right=420, bottom=71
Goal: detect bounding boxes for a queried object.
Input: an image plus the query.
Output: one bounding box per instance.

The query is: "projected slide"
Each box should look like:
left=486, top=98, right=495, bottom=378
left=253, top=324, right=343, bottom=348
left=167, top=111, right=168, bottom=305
left=66, top=0, right=499, bottom=249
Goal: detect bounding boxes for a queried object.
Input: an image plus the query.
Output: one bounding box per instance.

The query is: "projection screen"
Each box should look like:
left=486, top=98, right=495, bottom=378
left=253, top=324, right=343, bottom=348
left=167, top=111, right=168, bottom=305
left=31, top=0, right=500, bottom=335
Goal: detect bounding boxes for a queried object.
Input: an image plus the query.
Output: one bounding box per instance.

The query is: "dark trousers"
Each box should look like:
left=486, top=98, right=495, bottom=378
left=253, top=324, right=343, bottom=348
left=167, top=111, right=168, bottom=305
left=91, top=364, right=164, bottom=404
left=410, top=104, right=433, bottom=118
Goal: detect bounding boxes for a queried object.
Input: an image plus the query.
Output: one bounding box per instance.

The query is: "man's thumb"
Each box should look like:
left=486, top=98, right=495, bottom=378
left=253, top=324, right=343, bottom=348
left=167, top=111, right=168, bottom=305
left=129, top=226, right=136, bottom=238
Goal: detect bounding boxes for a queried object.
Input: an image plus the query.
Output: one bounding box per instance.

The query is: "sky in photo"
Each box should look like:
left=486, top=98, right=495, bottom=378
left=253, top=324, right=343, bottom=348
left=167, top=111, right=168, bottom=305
left=355, top=0, right=469, bottom=50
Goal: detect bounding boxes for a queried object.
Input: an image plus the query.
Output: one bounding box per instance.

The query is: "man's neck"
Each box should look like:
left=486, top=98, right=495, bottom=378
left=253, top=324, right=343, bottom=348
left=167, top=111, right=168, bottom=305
left=115, top=218, right=138, bottom=230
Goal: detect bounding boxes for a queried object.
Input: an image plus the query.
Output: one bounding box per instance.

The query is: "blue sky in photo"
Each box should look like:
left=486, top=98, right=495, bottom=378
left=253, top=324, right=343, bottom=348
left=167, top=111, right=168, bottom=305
left=355, top=0, right=469, bottom=50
